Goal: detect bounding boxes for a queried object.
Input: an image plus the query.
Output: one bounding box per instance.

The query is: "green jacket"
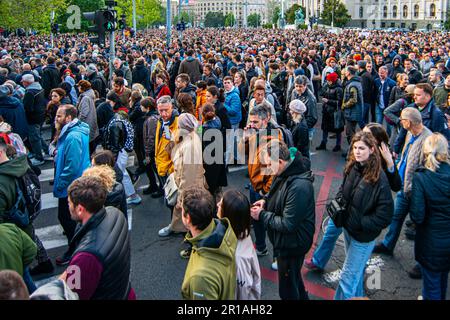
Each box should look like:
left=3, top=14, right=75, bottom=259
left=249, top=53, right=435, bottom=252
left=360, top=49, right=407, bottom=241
left=0, top=223, right=37, bottom=276
left=0, top=156, right=30, bottom=223
left=182, top=218, right=237, bottom=300
left=432, top=86, right=450, bottom=113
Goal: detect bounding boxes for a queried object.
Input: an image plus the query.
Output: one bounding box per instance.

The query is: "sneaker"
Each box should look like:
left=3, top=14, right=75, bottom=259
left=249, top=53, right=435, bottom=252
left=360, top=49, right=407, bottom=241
left=180, top=248, right=192, bottom=259
left=332, top=145, right=341, bottom=152
left=408, top=264, right=422, bottom=279
left=43, top=154, right=53, bottom=161
left=158, top=225, right=173, bottom=237
left=151, top=191, right=164, bottom=198
left=55, top=252, right=71, bottom=266
left=404, top=226, right=416, bottom=241
left=372, top=243, right=393, bottom=256
left=256, top=248, right=268, bottom=257
left=127, top=194, right=142, bottom=205
left=30, top=158, right=45, bottom=166
left=29, top=260, right=55, bottom=276
left=271, top=260, right=278, bottom=271
left=316, top=142, right=327, bottom=150
left=304, top=259, right=323, bottom=272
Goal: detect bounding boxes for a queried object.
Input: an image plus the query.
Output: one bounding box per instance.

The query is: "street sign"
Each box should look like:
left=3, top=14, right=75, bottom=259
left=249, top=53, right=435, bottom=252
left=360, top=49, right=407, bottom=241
left=176, top=22, right=186, bottom=31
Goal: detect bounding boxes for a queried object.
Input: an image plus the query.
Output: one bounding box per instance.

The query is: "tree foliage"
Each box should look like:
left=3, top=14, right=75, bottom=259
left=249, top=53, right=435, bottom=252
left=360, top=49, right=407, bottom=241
left=247, top=13, right=261, bottom=28
left=225, top=13, right=235, bottom=27
left=204, top=12, right=225, bottom=28
left=272, top=6, right=281, bottom=26
left=321, top=0, right=351, bottom=27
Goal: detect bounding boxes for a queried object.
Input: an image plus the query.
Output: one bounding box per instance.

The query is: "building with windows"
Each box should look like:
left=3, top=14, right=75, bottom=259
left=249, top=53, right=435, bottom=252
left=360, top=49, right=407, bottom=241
left=344, top=0, right=449, bottom=30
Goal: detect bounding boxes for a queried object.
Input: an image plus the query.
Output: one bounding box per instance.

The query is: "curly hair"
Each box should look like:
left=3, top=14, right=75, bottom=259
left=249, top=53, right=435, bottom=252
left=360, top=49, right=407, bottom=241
left=82, top=165, right=116, bottom=193
left=344, top=131, right=382, bottom=184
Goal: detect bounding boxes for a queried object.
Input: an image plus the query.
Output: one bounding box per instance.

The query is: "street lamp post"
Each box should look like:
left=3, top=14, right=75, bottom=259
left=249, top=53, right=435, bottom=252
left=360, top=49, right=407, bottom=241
left=166, top=0, right=171, bottom=47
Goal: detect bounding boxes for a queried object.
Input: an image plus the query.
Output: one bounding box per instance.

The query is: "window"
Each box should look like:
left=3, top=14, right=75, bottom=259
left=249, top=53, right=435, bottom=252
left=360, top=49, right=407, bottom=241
left=430, top=4, right=436, bottom=17
left=383, top=6, right=387, bottom=18
left=414, top=5, right=419, bottom=18
left=381, top=22, right=386, bottom=28
left=393, top=5, right=397, bottom=18
left=359, top=6, right=364, bottom=18
left=403, top=5, right=408, bottom=18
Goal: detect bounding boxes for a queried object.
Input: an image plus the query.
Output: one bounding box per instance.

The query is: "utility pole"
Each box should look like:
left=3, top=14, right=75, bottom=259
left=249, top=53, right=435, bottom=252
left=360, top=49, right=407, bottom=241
left=51, top=10, right=55, bottom=49
left=166, top=0, right=171, bottom=47
left=281, top=0, right=285, bottom=29
left=105, top=1, right=117, bottom=85
left=132, top=0, right=137, bottom=35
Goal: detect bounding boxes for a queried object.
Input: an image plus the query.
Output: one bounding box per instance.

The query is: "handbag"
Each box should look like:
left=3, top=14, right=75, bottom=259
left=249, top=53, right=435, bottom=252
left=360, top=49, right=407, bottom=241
left=163, top=173, right=178, bottom=207
left=333, top=109, right=345, bottom=130
left=326, top=175, right=360, bottom=228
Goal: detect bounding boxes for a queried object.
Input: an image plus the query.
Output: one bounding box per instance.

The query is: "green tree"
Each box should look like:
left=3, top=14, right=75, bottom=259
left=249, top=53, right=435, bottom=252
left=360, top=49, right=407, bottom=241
left=204, top=12, right=225, bottom=28
left=173, top=11, right=191, bottom=24
left=225, top=13, right=235, bottom=27
left=272, top=6, right=281, bottom=26
left=286, top=4, right=304, bottom=24
left=321, top=0, right=351, bottom=28
left=445, top=10, right=450, bottom=30
left=247, top=13, right=261, bottom=28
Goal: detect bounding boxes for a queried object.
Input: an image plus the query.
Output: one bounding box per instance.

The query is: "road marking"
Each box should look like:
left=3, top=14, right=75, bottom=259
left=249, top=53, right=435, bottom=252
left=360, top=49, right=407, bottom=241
left=324, top=269, right=343, bottom=283
left=41, top=192, right=58, bottom=210
left=228, top=165, right=247, bottom=173
left=39, top=169, right=54, bottom=182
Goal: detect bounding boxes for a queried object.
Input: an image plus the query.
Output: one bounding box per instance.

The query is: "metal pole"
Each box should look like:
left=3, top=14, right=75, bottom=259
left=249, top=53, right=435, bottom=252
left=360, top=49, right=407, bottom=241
left=132, top=0, right=137, bottom=35
left=51, top=10, right=55, bottom=49
left=281, top=0, right=284, bottom=29
left=332, top=0, right=334, bottom=28
left=166, top=0, right=171, bottom=47
left=108, top=2, right=115, bottom=86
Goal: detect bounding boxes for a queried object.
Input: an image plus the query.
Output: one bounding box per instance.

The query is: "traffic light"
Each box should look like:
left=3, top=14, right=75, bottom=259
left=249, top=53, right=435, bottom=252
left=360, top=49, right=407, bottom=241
left=119, top=14, right=127, bottom=30
left=103, top=9, right=118, bottom=31
left=83, top=11, right=106, bottom=46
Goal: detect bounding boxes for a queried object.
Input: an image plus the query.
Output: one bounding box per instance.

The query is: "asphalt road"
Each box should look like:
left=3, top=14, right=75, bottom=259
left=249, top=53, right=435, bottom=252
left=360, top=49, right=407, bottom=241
left=31, top=121, right=450, bottom=300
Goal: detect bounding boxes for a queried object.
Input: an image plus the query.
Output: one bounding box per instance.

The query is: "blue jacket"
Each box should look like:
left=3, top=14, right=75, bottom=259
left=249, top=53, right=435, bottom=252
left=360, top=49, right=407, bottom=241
left=53, top=119, right=90, bottom=198
left=374, top=77, right=396, bottom=109
left=410, top=163, right=450, bottom=272
left=0, top=96, right=28, bottom=139
left=224, top=87, right=242, bottom=126
left=394, top=100, right=450, bottom=154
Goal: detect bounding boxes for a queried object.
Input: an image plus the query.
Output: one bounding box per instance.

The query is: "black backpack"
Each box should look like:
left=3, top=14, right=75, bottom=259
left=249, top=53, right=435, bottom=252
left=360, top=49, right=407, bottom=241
left=6, top=169, right=41, bottom=228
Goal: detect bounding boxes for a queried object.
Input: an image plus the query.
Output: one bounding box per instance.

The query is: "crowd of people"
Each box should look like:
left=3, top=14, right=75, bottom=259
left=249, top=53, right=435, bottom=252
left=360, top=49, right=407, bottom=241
left=0, top=27, right=450, bottom=301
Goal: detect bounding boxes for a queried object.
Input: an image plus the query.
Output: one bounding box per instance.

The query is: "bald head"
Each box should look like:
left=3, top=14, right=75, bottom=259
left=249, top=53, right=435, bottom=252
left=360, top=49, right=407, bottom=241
left=22, top=64, right=31, bottom=72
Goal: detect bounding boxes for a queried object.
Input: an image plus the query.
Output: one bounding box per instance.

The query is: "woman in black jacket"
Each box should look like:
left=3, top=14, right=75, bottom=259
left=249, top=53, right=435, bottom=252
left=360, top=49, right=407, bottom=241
left=317, top=72, right=344, bottom=152
left=410, top=133, right=450, bottom=300
left=388, top=73, right=409, bottom=106
left=334, top=131, right=394, bottom=300
left=288, top=99, right=310, bottom=159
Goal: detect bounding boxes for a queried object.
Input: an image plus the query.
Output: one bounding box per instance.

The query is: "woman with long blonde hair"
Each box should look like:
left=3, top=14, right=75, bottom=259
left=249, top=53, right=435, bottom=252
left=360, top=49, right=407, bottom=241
left=410, top=133, right=450, bottom=300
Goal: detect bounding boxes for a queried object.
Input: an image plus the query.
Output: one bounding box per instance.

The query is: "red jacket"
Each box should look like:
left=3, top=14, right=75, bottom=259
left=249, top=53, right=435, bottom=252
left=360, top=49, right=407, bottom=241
left=156, top=84, right=172, bottom=100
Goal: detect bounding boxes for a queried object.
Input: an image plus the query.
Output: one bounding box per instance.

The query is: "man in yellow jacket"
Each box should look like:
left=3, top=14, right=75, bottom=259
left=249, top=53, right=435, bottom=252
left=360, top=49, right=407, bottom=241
left=155, top=95, right=179, bottom=237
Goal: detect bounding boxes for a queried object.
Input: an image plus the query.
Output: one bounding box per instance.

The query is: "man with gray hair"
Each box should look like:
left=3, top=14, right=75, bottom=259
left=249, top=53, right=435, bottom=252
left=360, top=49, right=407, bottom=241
left=374, top=107, right=432, bottom=260
left=86, top=64, right=107, bottom=98
left=113, top=58, right=132, bottom=88
left=21, top=74, right=47, bottom=166
left=290, top=75, right=318, bottom=132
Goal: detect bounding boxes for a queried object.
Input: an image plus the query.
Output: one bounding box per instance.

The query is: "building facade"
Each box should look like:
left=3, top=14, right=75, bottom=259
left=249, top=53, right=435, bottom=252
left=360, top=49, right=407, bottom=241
left=344, top=0, right=449, bottom=30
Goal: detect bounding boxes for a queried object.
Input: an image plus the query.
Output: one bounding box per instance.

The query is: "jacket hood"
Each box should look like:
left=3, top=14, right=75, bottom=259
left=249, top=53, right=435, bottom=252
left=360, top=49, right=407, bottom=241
left=204, top=117, right=221, bottom=130
left=393, top=55, right=402, bottom=64
left=279, top=154, right=313, bottom=181
left=265, top=82, right=273, bottom=94
left=60, top=118, right=90, bottom=139
left=80, top=88, right=95, bottom=100
left=418, top=162, right=450, bottom=194
left=0, top=96, right=22, bottom=109
left=30, top=279, right=79, bottom=300
left=184, top=83, right=197, bottom=92
left=349, top=76, right=362, bottom=84
left=0, top=155, right=29, bottom=178
left=187, top=218, right=237, bottom=265
left=226, top=86, right=240, bottom=95
left=26, top=82, right=42, bottom=91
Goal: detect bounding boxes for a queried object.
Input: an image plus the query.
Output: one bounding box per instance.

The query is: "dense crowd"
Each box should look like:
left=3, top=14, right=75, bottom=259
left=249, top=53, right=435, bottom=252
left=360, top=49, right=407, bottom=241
left=0, top=27, right=449, bottom=301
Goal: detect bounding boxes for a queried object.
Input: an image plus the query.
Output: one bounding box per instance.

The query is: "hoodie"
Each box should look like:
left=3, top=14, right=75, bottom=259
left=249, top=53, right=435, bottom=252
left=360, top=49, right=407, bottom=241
left=0, top=155, right=29, bottom=220
left=178, top=56, right=202, bottom=84
left=77, top=89, right=99, bottom=142
left=23, top=82, right=46, bottom=125
left=388, top=55, right=405, bottom=80
left=410, top=163, right=450, bottom=272
left=182, top=218, right=237, bottom=300
left=0, top=95, right=28, bottom=139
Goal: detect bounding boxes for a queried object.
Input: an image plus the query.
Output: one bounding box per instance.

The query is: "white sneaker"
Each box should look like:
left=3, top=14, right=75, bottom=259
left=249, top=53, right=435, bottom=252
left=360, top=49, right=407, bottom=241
left=271, top=260, right=278, bottom=271
left=30, top=158, right=45, bottom=166
left=158, top=225, right=173, bottom=237
left=127, top=194, right=142, bottom=205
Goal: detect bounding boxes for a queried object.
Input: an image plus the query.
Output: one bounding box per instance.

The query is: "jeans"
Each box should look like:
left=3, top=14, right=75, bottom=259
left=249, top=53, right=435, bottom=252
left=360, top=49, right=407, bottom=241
left=312, top=218, right=343, bottom=269
left=421, top=265, right=449, bottom=300
left=382, top=191, right=409, bottom=251
left=322, top=130, right=342, bottom=147
left=375, top=105, right=392, bottom=136
left=249, top=186, right=266, bottom=252
left=278, top=255, right=309, bottom=300
left=28, top=123, right=46, bottom=160
left=117, top=149, right=137, bottom=197
left=360, top=103, right=372, bottom=128
left=23, top=267, right=37, bottom=294
left=334, top=230, right=376, bottom=300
